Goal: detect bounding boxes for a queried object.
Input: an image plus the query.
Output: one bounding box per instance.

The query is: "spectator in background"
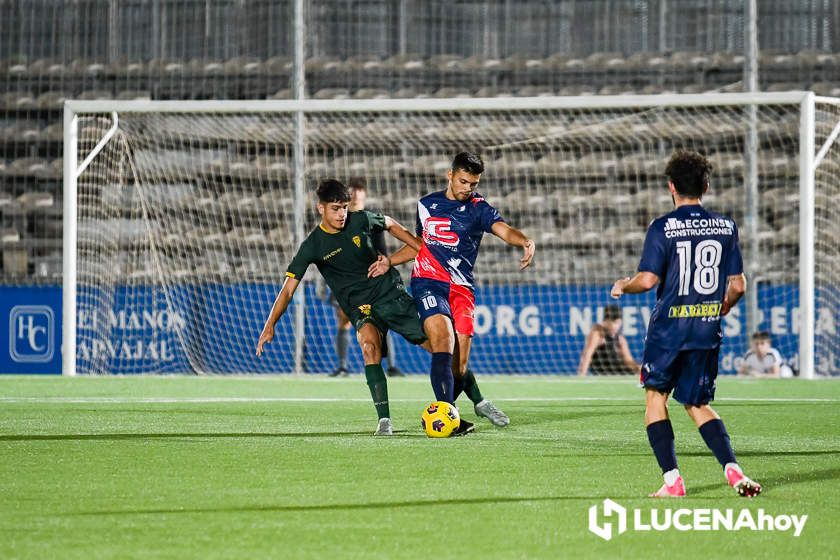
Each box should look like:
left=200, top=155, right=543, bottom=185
left=738, top=331, right=789, bottom=377
left=577, top=304, right=641, bottom=376
left=326, top=177, right=405, bottom=377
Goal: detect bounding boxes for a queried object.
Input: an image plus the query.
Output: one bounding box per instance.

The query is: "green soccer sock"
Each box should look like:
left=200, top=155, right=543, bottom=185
left=452, top=375, right=465, bottom=402
left=462, top=369, right=484, bottom=404
left=364, top=364, right=390, bottom=419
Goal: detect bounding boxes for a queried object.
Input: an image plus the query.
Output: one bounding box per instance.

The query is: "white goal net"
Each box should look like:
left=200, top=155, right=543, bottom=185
left=64, top=94, right=839, bottom=377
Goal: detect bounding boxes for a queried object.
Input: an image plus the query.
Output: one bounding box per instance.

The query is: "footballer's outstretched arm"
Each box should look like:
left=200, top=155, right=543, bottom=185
left=256, top=276, right=301, bottom=356
left=389, top=242, right=419, bottom=265
left=367, top=216, right=421, bottom=277
left=368, top=242, right=419, bottom=278
left=383, top=215, right=421, bottom=251
left=490, top=221, right=535, bottom=270
left=610, top=272, right=660, bottom=298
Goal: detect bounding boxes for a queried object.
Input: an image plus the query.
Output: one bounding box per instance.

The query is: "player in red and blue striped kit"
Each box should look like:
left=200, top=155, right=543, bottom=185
left=611, top=149, right=761, bottom=498
left=373, top=152, right=535, bottom=433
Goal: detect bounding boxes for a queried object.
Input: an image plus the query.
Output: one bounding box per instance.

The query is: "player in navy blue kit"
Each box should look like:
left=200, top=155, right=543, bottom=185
left=371, top=152, right=535, bottom=434
left=611, top=149, right=761, bottom=498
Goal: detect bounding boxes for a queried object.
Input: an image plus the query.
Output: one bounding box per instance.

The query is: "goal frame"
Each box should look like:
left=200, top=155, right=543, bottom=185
left=63, top=91, right=835, bottom=378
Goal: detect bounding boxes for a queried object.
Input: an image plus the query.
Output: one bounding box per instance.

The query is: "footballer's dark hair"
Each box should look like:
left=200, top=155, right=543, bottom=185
left=665, top=149, right=712, bottom=199
left=451, top=151, right=484, bottom=175
left=603, top=304, right=622, bottom=322
left=347, top=176, right=367, bottom=191
left=316, top=179, right=351, bottom=203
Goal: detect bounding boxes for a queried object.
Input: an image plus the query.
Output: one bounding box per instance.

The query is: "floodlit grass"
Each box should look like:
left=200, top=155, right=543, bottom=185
left=0, top=375, right=837, bottom=559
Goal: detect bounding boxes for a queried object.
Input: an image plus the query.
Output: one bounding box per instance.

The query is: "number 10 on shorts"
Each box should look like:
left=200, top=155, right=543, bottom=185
left=421, top=295, right=438, bottom=310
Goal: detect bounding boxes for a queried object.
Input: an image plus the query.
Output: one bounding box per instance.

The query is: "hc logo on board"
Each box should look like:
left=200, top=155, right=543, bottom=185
left=588, top=499, right=627, bottom=541
left=9, top=305, right=55, bottom=363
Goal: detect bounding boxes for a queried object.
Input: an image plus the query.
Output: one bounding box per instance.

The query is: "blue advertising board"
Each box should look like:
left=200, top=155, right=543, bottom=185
left=74, top=285, right=195, bottom=374
left=1, top=286, right=62, bottom=374
left=1, top=284, right=835, bottom=375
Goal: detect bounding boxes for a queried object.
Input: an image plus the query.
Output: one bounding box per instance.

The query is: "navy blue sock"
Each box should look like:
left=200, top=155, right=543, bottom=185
left=699, top=418, right=737, bottom=467
left=430, top=352, right=454, bottom=403
left=646, top=419, right=678, bottom=473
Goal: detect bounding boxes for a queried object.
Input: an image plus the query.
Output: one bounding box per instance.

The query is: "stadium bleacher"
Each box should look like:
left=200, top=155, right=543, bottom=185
left=3, top=49, right=839, bottom=102
left=1, top=0, right=838, bottom=284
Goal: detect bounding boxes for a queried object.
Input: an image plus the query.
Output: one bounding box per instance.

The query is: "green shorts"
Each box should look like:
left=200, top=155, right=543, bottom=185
left=348, top=292, right=427, bottom=346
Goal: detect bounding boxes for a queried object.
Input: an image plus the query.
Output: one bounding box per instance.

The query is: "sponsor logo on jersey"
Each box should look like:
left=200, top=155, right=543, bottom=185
left=424, top=217, right=460, bottom=247
left=323, top=248, right=342, bottom=260
left=668, top=302, right=723, bottom=319
left=352, top=235, right=361, bottom=248
left=663, top=217, right=734, bottom=239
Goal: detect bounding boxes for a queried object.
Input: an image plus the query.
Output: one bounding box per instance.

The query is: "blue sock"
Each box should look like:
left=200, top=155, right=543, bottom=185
left=430, top=352, right=454, bottom=403
left=699, top=418, right=737, bottom=467
left=646, top=419, right=678, bottom=473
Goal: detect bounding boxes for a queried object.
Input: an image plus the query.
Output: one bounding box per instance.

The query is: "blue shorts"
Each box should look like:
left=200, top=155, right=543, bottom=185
left=641, top=344, right=720, bottom=405
left=410, top=277, right=476, bottom=336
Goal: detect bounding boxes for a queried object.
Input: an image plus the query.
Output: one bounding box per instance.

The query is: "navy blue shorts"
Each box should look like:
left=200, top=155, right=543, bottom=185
left=410, top=277, right=476, bottom=336
left=641, top=344, right=720, bottom=405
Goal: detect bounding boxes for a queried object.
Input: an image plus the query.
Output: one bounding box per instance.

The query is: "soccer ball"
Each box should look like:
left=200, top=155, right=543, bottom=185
left=421, top=401, right=460, bottom=438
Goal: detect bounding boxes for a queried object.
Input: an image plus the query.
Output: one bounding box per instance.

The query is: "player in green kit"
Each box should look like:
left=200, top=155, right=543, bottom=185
left=256, top=179, right=427, bottom=436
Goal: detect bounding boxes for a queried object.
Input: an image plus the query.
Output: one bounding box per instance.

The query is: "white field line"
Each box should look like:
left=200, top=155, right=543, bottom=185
left=0, top=396, right=837, bottom=404
left=4, top=375, right=830, bottom=383
left=0, top=376, right=646, bottom=383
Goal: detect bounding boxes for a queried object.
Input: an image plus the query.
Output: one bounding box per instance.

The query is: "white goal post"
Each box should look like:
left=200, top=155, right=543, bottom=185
left=62, top=92, right=840, bottom=378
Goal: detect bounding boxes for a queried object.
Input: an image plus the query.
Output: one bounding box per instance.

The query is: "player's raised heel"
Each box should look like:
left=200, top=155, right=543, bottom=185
left=374, top=417, right=394, bottom=436
left=725, top=464, right=762, bottom=497
left=451, top=418, right=475, bottom=436
left=649, top=476, right=686, bottom=498
left=474, top=399, right=510, bottom=427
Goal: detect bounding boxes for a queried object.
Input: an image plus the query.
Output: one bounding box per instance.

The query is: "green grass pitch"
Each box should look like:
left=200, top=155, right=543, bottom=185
left=1, top=375, right=838, bottom=559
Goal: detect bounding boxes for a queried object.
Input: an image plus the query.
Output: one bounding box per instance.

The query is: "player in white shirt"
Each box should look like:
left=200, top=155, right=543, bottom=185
left=739, top=331, right=784, bottom=377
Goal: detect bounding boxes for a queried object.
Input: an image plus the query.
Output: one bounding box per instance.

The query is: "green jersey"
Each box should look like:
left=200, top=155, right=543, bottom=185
left=286, top=211, right=407, bottom=315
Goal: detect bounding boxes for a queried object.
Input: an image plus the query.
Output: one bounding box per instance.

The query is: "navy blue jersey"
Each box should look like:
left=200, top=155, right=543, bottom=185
left=412, top=190, right=504, bottom=290
left=638, top=204, right=743, bottom=351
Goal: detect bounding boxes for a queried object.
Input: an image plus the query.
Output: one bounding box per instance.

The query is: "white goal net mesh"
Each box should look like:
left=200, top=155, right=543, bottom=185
left=72, top=99, right=838, bottom=375
left=814, top=101, right=840, bottom=375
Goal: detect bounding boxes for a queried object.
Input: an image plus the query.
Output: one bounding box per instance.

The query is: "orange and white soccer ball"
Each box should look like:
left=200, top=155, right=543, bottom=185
left=420, top=401, right=460, bottom=438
